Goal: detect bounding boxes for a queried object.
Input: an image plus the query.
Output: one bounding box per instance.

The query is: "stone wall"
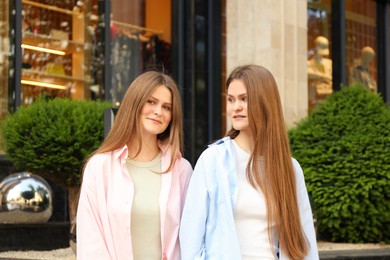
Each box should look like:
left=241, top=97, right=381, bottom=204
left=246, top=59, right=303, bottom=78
left=226, top=0, right=308, bottom=128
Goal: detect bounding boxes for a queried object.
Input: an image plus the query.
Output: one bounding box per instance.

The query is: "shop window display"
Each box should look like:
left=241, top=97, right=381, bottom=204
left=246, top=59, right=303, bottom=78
left=349, top=46, right=376, bottom=92
left=109, top=21, right=171, bottom=106
left=307, top=35, right=333, bottom=109
left=307, top=0, right=377, bottom=112
left=109, top=0, right=172, bottom=107
left=307, top=0, right=332, bottom=111
left=5, top=0, right=171, bottom=109
left=0, top=1, right=10, bottom=116
left=0, top=0, right=10, bottom=155
left=345, top=0, right=377, bottom=92
left=20, top=0, right=95, bottom=105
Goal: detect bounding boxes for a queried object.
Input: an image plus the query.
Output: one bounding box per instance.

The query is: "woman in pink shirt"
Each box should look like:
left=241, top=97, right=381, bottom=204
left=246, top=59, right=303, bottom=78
left=77, top=71, right=192, bottom=260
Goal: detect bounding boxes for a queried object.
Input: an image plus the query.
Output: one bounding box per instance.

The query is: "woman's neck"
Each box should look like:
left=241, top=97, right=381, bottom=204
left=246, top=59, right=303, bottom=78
left=234, top=130, right=254, bottom=154
left=127, top=136, right=160, bottom=162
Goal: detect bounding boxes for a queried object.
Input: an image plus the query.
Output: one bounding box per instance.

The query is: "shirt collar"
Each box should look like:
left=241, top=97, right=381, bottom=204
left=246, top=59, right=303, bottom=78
left=113, top=145, right=129, bottom=162
left=112, top=140, right=181, bottom=163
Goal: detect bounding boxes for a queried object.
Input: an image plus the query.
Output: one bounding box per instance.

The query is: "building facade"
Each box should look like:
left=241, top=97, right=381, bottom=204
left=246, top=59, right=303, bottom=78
left=0, top=0, right=389, bottom=165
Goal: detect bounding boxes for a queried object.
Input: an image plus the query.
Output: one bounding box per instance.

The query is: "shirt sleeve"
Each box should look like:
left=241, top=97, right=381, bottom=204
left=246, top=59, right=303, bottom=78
left=179, top=154, right=209, bottom=260
left=76, top=159, right=112, bottom=259
left=179, top=158, right=194, bottom=211
left=293, top=159, right=320, bottom=260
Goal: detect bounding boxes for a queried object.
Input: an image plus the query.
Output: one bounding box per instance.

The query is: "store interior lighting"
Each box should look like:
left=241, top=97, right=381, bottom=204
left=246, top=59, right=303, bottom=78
left=21, top=44, right=66, bottom=56
left=21, top=80, right=67, bottom=90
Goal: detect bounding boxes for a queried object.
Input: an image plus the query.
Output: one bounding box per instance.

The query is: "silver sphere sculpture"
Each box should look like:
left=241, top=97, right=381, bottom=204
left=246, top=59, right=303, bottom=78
left=0, top=172, right=53, bottom=223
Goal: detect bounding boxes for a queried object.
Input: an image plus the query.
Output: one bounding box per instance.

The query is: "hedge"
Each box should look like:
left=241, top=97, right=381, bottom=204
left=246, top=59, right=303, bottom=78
left=288, top=84, right=390, bottom=243
left=1, top=98, right=111, bottom=188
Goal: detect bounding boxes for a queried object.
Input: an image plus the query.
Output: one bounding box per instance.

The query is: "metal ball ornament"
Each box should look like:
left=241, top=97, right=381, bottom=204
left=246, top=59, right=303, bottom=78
left=0, top=172, right=53, bottom=223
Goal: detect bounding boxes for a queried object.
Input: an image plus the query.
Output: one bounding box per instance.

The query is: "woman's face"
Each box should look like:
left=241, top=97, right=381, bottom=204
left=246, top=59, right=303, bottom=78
left=227, top=79, right=250, bottom=132
left=140, top=85, right=172, bottom=138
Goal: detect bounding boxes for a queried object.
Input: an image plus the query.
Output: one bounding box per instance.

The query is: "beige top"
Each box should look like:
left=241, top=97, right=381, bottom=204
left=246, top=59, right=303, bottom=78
left=127, top=153, right=162, bottom=259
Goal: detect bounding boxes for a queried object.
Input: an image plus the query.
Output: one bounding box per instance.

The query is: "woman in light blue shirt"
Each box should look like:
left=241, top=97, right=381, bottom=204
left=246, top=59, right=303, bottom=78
left=180, top=65, right=319, bottom=259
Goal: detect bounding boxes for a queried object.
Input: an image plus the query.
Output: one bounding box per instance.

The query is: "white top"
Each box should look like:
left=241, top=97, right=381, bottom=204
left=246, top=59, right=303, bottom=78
left=233, top=140, right=276, bottom=259
left=127, top=153, right=162, bottom=260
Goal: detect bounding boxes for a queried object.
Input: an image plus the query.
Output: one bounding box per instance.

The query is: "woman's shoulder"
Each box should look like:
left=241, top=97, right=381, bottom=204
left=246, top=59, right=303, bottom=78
left=175, top=156, right=192, bottom=171
left=195, top=137, right=232, bottom=165
left=87, top=152, right=112, bottom=166
left=291, top=157, right=300, bottom=167
left=291, top=157, right=302, bottom=169
left=174, top=157, right=193, bottom=184
left=202, top=137, right=231, bottom=155
left=83, top=151, right=118, bottom=179
left=291, top=157, right=306, bottom=182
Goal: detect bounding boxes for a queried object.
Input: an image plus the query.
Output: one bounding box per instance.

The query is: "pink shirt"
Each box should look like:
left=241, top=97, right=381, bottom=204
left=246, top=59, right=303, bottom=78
left=77, top=145, right=193, bottom=260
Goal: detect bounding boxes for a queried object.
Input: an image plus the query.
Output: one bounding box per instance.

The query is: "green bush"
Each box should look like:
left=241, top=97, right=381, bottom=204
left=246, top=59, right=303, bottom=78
left=288, top=84, right=390, bottom=243
left=1, top=98, right=111, bottom=188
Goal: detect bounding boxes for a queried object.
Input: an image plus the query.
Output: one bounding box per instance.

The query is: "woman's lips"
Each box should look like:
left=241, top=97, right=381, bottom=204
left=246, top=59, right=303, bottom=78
left=148, top=118, right=162, bottom=124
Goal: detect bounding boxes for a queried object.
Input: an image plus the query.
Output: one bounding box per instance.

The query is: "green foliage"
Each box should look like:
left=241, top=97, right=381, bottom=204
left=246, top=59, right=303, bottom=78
left=288, top=84, right=390, bottom=243
left=1, top=98, right=111, bottom=188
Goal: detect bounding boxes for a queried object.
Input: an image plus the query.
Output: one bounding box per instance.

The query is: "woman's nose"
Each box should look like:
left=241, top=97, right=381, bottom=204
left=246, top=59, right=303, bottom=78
left=154, top=106, right=162, bottom=115
left=234, top=101, right=243, bottom=111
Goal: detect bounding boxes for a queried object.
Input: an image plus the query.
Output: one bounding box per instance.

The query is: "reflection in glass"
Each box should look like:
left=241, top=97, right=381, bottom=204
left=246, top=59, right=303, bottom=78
left=20, top=0, right=93, bottom=103
left=0, top=0, right=10, bottom=154
left=348, top=46, right=376, bottom=92
left=345, top=0, right=377, bottom=93
left=307, top=36, right=333, bottom=93
left=0, top=0, right=10, bottom=113
left=307, top=0, right=332, bottom=111
left=108, top=0, right=172, bottom=107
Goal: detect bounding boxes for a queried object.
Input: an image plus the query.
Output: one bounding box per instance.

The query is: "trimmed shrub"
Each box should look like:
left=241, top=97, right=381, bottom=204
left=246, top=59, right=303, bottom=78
left=1, top=98, right=111, bottom=188
left=288, top=84, right=390, bottom=243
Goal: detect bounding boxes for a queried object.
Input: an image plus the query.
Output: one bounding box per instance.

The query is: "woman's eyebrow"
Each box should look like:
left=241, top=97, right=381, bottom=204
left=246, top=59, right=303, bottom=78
left=150, top=95, right=172, bottom=105
left=227, top=93, right=247, bottom=97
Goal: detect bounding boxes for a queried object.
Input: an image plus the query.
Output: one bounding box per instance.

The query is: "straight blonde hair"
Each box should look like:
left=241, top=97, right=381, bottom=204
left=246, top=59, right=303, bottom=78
left=226, top=65, right=308, bottom=259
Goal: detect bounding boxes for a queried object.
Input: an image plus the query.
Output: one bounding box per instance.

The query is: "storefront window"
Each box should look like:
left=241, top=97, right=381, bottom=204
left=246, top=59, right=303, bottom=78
left=19, top=0, right=94, bottom=104
left=0, top=0, right=10, bottom=154
left=307, top=0, right=379, bottom=111
left=307, top=0, right=332, bottom=111
left=109, top=0, right=172, bottom=107
left=0, top=0, right=10, bottom=117
left=5, top=0, right=173, bottom=108
left=346, top=0, right=377, bottom=93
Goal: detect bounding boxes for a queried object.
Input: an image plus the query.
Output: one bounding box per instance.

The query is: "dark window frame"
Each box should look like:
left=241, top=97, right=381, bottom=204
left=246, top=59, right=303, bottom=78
left=172, top=0, right=222, bottom=165
left=331, top=0, right=390, bottom=104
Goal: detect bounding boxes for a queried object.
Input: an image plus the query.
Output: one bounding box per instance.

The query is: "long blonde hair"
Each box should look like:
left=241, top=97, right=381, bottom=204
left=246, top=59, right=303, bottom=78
left=226, top=65, right=308, bottom=259
left=95, top=70, right=183, bottom=172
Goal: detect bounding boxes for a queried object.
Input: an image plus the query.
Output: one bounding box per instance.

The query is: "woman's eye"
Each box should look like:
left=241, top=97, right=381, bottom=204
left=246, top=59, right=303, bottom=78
left=227, top=98, right=234, bottom=103
left=241, top=97, right=247, bottom=102
left=163, top=105, right=172, bottom=111
left=147, top=100, right=155, bottom=105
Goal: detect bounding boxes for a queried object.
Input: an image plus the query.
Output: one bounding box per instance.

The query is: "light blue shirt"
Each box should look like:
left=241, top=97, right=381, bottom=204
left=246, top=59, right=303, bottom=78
left=179, top=137, right=319, bottom=260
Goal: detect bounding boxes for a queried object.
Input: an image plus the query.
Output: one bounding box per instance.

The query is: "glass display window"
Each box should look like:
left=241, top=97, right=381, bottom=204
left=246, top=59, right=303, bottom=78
left=5, top=0, right=173, bottom=109
left=20, top=0, right=94, bottom=105
left=0, top=0, right=10, bottom=119
left=0, top=0, right=10, bottom=154
left=109, top=0, right=172, bottom=107
left=346, top=0, right=377, bottom=93
left=307, top=0, right=379, bottom=112
left=307, top=0, right=332, bottom=112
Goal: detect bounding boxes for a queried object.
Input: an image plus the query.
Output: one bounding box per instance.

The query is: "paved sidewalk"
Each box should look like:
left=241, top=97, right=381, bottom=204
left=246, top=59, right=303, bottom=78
left=0, top=242, right=389, bottom=259
left=0, top=247, right=75, bottom=260
left=320, top=248, right=390, bottom=260
left=319, top=242, right=390, bottom=260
